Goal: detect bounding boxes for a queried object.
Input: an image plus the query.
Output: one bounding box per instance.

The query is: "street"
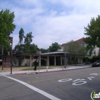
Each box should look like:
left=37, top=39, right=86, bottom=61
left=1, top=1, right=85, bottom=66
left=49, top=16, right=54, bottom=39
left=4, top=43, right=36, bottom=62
left=0, top=66, right=100, bottom=100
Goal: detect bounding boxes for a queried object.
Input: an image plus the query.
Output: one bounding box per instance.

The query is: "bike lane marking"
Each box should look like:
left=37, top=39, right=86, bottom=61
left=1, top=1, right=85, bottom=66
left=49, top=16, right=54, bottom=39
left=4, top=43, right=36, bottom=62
left=58, top=78, right=72, bottom=82
left=4, top=76, right=61, bottom=100
left=58, top=73, right=100, bottom=86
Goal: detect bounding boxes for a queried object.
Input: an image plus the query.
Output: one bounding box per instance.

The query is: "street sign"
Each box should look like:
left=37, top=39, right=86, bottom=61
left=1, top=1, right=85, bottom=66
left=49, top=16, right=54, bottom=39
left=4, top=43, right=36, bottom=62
left=2, top=61, right=11, bottom=68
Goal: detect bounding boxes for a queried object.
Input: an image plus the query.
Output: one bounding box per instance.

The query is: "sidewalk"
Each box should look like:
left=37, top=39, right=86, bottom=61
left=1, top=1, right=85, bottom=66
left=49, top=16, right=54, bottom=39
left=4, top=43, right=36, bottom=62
left=0, top=65, right=91, bottom=76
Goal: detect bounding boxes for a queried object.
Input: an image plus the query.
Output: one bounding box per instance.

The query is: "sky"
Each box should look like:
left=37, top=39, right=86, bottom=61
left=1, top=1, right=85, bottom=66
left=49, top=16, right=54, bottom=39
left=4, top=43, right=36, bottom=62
left=0, top=0, right=100, bottom=49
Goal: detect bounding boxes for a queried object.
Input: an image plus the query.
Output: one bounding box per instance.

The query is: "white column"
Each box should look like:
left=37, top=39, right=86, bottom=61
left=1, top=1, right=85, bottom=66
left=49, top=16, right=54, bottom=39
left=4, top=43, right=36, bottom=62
left=66, top=57, right=68, bottom=65
left=64, top=53, right=67, bottom=68
left=39, top=56, right=41, bottom=67
left=78, top=58, right=80, bottom=63
left=80, top=58, right=83, bottom=63
left=54, top=56, right=56, bottom=66
left=47, top=56, right=49, bottom=66
left=30, top=55, right=32, bottom=67
left=61, top=56, right=62, bottom=66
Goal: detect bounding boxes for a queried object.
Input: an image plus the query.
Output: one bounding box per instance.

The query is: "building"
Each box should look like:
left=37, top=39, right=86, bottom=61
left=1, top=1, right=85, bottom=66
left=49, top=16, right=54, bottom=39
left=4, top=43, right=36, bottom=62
left=2, top=38, right=87, bottom=68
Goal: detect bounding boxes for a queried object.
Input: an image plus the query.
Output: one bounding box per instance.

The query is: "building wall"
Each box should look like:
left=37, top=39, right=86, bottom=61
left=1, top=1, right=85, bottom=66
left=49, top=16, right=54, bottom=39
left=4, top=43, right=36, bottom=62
left=87, top=47, right=100, bottom=58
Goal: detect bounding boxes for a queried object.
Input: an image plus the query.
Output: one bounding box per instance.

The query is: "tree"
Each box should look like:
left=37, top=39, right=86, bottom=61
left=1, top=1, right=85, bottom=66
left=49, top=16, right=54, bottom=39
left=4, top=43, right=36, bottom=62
left=24, top=32, right=33, bottom=45
left=64, top=41, right=86, bottom=55
left=39, top=48, right=48, bottom=53
left=64, top=41, right=86, bottom=65
left=48, top=42, right=61, bottom=52
left=19, top=28, right=24, bottom=44
left=14, top=44, right=25, bottom=54
left=24, top=44, right=38, bottom=53
left=14, top=43, right=38, bottom=54
left=14, top=43, right=38, bottom=66
left=14, top=31, right=37, bottom=54
left=84, top=15, right=100, bottom=52
left=0, top=9, right=16, bottom=54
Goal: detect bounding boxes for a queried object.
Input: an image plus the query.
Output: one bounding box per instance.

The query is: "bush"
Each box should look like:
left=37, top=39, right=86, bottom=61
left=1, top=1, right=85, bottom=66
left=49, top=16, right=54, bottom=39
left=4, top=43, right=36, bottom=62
left=90, top=56, right=100, bottom=62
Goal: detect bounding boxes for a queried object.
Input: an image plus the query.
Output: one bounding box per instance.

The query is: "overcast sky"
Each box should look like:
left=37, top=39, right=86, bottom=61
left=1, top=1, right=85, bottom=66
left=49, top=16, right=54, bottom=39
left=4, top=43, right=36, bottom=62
left=0, top=0, right=100, bottom=49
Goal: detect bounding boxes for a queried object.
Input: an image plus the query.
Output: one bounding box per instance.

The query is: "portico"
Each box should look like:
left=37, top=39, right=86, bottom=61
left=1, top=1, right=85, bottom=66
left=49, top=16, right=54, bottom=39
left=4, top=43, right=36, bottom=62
left=3, top=51, right=83, bottom=67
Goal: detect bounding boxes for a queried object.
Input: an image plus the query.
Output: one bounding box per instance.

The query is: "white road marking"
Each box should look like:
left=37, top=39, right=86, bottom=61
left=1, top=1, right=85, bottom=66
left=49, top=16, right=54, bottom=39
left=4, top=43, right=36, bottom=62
left=72, top=79, right=87, bottom=86
left=4, top=76, right=61, bottom=100
left=87, top=76, right=95, bottom=80
left=90, top=73, right=99, bottom=76
left=58, top=78, right=72, bottom=82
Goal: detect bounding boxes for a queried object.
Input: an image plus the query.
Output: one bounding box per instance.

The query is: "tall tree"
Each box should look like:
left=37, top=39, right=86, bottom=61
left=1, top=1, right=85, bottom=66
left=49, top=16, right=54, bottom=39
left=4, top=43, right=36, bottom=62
left=84, top=15, right=100, bottom=51
left=64, top=41, right=86, bottom=55
left=0, top=9, right=16, bottom=54
left=19, top=28, right=24, bottom=44
left=48, top=42, right=61, bottom=52
left=39, top=48, right=48, bottom=53
left=24, top=32, right=33, bottom=45
left=14, top=43, right=38, bottom=54
left=24, top=44, right=38, bottom=53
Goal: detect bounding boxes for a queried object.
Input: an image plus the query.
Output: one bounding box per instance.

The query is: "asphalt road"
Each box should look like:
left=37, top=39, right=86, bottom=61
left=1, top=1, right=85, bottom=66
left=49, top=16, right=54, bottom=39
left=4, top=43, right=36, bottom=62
left=0, top=66, right=100, bottom=100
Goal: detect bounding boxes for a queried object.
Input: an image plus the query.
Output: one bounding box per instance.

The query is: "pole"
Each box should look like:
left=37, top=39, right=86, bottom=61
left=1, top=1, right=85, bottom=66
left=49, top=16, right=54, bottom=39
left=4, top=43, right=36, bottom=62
left=2, top=46, right=4, bottom=70
left=10, top=44, right=12, bottom=74
left=10, top=37, right=13, bottom=74
left=64, top=53, right=67, bottom=68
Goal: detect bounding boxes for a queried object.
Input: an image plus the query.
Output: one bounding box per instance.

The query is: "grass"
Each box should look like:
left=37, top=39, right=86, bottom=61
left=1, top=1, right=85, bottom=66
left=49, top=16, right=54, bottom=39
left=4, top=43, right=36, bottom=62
left=0, top=66, right=63, bottom=72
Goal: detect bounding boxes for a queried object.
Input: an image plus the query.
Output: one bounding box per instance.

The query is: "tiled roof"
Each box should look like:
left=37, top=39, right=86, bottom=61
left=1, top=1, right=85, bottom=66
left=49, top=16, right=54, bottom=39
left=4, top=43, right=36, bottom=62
left=61, top=43, right=67, bottom=46
left=61, top=38, right=85, bottom=46
left=76, top=38, right=85, bottom=44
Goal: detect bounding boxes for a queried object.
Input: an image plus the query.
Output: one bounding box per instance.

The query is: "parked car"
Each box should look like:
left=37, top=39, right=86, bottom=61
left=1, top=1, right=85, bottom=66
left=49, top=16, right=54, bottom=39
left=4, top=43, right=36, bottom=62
left=92, top=60, right=100, bottom=67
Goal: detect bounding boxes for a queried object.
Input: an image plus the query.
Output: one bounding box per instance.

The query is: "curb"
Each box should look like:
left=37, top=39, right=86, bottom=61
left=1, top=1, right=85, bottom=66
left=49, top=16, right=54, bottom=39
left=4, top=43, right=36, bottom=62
left=1, top=66, right=90, bottom=76
left=12, top=69, right=67, bottom=75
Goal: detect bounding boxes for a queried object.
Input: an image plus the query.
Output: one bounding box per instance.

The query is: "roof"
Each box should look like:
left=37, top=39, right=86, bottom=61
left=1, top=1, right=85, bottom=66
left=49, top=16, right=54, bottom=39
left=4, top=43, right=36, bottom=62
left=14, top=51, right=69, bottom=57
left=76, top=38, right=85, bottom=44
left=61, top=38, right=86, bottom=46
left=61, top=43, right=67, bottom=46
left=41, top=51, right=69, bottom=55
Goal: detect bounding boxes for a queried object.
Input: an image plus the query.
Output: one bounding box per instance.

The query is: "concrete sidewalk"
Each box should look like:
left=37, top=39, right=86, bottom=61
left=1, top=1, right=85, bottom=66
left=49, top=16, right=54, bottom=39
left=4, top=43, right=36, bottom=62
left=0, top=65, right=91, bottom=76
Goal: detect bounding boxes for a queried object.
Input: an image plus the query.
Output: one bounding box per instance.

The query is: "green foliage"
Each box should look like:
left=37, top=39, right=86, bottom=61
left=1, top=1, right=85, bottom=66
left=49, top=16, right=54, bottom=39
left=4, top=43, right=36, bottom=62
left=14, top=43, right=38, bottom=54
left=84, top=15, right=100, bottom=51
left=24, top=44, right=38, bottom=53
left=90, top=55, right=100, bottom=63
left=19, top=28, right=24, bottom=44
left=24, top=32, right=33, bottom=45
left=0, top=33, right=9, bottom=49
left=83, top=56, right=100, bottom=64
left=14, top=44, right=25, bottom=54
left=14, top=28, right=38, bottom=54
left=64, top=41, right=86, bottom=55
left=48, top=42, right=61, bottom=52
left=0, top=9, right=16, bottom=49
left=39, top=48, right=48, bottom=53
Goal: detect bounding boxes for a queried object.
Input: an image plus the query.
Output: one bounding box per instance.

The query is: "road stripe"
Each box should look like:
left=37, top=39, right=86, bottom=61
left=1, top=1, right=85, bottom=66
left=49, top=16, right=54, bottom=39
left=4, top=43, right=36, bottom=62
left=4, top=76, right=61, bottom=100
